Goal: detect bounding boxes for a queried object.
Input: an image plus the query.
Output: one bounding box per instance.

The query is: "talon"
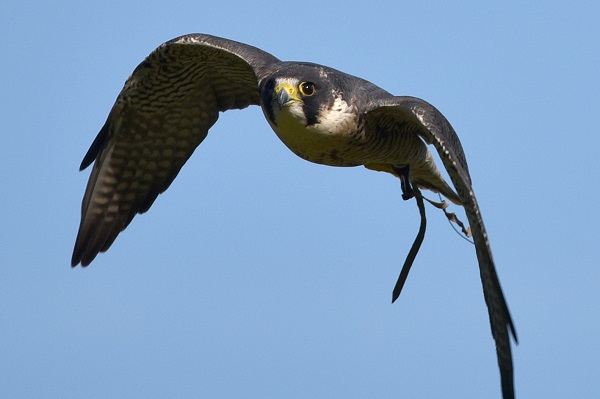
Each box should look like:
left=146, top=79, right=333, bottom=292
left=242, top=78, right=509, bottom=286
left=401, top=190, right=414, bottom=201
left=393, top=166, right=414, bottom=201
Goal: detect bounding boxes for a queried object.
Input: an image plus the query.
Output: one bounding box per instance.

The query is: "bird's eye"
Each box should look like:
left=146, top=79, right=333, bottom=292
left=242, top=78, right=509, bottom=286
left=299, top=82, right=315, bottom=96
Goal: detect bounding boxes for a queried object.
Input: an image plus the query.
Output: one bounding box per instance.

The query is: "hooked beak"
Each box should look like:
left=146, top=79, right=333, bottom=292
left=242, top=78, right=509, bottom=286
left=263, top=81, right=302, bottom=125
left=273, top=83, right=299, bottom=109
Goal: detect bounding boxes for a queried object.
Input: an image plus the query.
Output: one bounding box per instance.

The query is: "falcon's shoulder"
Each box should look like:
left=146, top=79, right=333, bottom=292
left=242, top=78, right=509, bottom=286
left=363, top=96, right=471, bottom=185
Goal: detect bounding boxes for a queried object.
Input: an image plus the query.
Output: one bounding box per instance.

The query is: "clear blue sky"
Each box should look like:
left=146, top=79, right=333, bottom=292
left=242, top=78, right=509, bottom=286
left=2, top=1, right=599, bottom=398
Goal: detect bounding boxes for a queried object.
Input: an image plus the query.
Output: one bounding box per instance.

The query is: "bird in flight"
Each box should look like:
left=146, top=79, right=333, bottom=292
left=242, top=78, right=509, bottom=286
left=71, top=33, right=517, bottom=398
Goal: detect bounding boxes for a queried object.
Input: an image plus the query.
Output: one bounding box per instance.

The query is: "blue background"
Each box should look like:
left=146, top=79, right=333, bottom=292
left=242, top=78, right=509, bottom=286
left=2, top=1, right=599, bottom=398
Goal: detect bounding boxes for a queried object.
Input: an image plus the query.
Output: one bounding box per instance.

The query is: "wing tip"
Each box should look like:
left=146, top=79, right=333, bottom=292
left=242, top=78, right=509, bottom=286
left=71, top=241, right=96, bottom=268
left=500, top=364, right=516, bottom=399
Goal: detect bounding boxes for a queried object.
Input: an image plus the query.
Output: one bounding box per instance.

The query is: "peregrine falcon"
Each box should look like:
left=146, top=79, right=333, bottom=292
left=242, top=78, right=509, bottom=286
left=71, top=34, right=517, bottom=398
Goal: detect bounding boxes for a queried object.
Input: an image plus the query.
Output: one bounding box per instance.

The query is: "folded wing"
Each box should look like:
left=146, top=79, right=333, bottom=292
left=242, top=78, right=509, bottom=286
left=371, top=96, right=517, bottom=399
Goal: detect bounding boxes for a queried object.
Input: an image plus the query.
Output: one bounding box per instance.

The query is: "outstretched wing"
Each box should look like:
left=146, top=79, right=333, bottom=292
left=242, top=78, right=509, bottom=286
left=371, top=96, right=518, bottom=399
left=72, top=34, right=280, bottom=266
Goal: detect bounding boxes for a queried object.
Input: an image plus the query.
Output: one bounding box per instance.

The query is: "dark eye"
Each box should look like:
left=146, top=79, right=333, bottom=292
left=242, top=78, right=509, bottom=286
left=299, top=82, right=315, bottom=96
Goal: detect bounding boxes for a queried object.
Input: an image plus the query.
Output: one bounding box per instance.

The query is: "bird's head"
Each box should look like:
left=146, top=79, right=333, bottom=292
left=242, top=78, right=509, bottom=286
left=258, top=63, right=366, bottom=166
left=260, top=63, right=337, bottom=130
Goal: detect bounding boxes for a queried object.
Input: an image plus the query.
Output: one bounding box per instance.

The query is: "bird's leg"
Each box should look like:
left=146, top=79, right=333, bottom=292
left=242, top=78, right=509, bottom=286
left=393, top=165, right=414, bottom=201
left=392, top=186, right=427, bottom=303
